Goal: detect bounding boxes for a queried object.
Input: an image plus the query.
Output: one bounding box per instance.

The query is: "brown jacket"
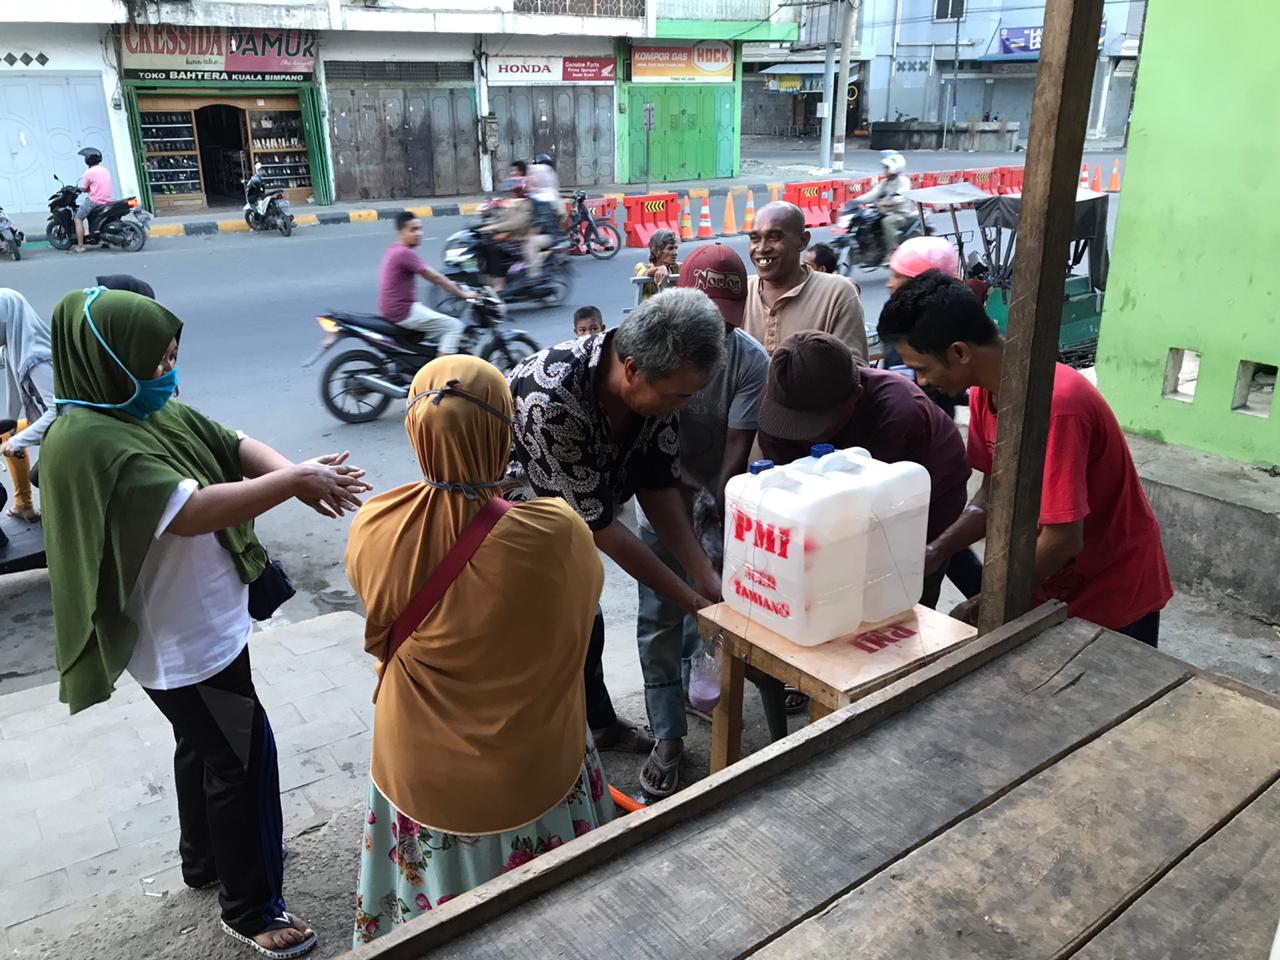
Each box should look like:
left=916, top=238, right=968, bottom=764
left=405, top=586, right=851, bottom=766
left=744, top=266, right=868, bottom=362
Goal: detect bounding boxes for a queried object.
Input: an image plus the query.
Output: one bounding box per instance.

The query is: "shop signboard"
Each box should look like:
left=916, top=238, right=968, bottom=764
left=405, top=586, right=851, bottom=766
left=999, top=18, right=1106, bottom=55
left=631, top=40, right=734, bottom=84
left=489, top=55, right=617, bottom=86
left=120, top=26, right=317, bottom=81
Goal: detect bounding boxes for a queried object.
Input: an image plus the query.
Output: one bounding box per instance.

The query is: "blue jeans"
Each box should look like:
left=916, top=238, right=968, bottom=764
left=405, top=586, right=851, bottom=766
left=636, top=525, right=700, bottom=741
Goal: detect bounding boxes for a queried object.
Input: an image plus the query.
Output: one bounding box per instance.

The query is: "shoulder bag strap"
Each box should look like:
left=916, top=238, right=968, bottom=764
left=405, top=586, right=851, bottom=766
left=385, top=497, right=512, bottom=665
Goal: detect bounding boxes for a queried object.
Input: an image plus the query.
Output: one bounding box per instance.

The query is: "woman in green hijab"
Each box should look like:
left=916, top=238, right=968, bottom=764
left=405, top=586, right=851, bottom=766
left=41, top=287, right=371, bottom=959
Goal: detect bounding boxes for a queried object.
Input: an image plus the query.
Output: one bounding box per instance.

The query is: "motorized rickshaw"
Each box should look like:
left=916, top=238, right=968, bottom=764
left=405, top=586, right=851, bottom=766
left=973, top=188, right=1110, bottom=368
left=898, top=182, right=1110, bottom=368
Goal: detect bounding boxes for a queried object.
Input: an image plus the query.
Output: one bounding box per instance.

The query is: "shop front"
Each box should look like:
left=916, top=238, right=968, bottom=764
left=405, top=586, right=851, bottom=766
left=118, top=25, right=331, bottom=213
left=486, top=53, right=617, bottom=188
left=618, top=39, right=740, bottom=183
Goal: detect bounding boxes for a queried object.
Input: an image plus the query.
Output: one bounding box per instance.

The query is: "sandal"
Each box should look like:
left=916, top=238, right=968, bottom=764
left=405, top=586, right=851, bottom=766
left=593, top=722, right=655, bottom=755
left=638, top=744, right=681, bottom=799
left=220, top=912, right=316, bottom=959
left=784, top=686, right=810, bottom=715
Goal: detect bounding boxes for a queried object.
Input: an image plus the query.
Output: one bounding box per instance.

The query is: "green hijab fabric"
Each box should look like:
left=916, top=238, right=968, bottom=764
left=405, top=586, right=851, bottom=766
left=43, top=288, right=266, bottom=714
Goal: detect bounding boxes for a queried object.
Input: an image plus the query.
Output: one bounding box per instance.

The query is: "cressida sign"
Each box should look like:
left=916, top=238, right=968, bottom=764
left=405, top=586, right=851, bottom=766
left=120, top=25, right=316, bottom=81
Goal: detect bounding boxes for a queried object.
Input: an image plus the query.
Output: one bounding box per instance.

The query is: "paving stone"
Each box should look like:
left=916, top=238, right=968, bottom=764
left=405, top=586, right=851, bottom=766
left=0, top=869, right=74, bottom=928
left=276, top=740, right=339, bottom=792
left=0, top=767, right=91, bottom=815
left=280, top=786, right=324, bottom=834
left=255, top=669, right=335, bottom=711
left=107, top=795, right=179, bottom=849
left=276, top=708, right=367, bottom=755
left=292, top=679, right=375, bottom=725
left=300, top=764, right=370, bottom=817
left=0, top=823, right=120, bottom=886
left=65, top=828, right=182, bottom=899
left=0, top=724, right=71, bottom=766
left=0, top=698, right=71, bottom=739
left=0, top=683, right=61, bottom=721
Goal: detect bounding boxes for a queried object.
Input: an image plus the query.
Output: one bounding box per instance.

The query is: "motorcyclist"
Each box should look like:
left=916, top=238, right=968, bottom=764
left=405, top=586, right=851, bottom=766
left=244, top=162, right=267, bottom=210
left=527, top=153, right=565, bottom=270
left=73, top=147, right=113, bottom=254
left=478, top=176, right=536, bottom=287
left=853, top=151, right=912, bottom=262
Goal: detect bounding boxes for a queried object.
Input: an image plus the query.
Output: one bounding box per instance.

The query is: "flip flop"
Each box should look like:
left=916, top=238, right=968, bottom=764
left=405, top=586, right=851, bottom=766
left=593, top=722, right=654, bottom=755
left=220, top=913, right=317, bottom=959
left=638, top=745, right=681, bottom=800
left=784, top=686, right=810, bottom=715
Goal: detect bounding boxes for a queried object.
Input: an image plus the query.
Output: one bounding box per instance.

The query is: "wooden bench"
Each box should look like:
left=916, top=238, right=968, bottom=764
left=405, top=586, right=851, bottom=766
left=341, top=603, right=1280, bottom=959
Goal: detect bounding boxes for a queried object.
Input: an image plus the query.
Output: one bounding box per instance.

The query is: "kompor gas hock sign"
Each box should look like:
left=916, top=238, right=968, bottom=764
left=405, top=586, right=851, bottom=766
left=488, top=55, right=616, bottom=86
left=120, top=26, right=317, bottom=81
left=631, top=41, right=733, bottom=84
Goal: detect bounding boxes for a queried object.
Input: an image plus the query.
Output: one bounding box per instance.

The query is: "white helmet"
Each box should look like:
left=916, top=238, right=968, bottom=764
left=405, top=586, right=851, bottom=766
left=880, top=151, right=906, bottom=175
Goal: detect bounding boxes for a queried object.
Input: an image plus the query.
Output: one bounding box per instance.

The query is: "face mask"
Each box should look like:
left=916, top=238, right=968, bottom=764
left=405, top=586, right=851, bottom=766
left=56, top=286, right=178, bottom=420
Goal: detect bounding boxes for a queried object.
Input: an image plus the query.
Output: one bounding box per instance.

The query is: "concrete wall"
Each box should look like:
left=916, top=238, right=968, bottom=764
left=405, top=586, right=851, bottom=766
left=1096, top=0, right=1280, bottom=465
left=0, top=22, right=139, bottom=200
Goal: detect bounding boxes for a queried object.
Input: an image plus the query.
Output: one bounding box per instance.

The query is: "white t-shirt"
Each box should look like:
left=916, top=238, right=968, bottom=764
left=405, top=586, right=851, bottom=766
left=125, top=478, right=253, bottom=691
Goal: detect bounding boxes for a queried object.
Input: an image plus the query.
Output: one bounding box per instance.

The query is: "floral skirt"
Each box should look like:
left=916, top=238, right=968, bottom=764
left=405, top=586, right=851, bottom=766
left=353, top=736, right=613, bottom=946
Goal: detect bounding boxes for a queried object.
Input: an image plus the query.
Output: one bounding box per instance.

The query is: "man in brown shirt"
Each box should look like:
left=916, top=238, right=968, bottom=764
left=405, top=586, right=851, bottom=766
left=744, top=202, right=868, bottom=362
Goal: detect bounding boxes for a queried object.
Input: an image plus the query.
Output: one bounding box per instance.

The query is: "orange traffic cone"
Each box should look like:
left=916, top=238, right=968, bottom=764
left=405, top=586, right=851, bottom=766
left=1091, top=164, right=1102, bottom=192
left=1079, top=163, right=1089, bottom=188
left=742, top=189, right=756, bottom=232
left=1106, top=159, right=1122, bottom=192
left=719, top=193, right=738, bottom=237
left=679, top=195, right=694, bottom=241
left=770, top=184, right=780, bottom=204
left=696, top=197, right=714, bottom=239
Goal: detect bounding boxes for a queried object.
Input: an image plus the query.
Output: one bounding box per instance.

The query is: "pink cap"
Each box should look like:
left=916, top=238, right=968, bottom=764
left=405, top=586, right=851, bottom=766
left=888, top=237, right=961, bottom=279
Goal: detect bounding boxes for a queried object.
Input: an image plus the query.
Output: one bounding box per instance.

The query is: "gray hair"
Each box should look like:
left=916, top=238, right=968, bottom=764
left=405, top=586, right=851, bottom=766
left=614, top=288, right=725, bottom=381
left=648, top=229, right=678, bottom=263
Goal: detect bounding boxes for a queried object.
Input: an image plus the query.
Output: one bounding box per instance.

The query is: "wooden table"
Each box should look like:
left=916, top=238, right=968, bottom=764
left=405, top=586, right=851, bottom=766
left=342, top=603, right=1280, bottom=960
left=698, top=602, right=977, bottom=772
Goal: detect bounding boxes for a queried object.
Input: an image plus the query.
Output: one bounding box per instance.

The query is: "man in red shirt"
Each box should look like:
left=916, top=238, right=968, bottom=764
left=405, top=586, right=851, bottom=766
left=876, top=271, right=1173, bottom=646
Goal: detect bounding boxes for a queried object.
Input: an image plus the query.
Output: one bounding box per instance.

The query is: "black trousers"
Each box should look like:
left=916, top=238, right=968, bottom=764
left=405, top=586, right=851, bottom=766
left=1116, top=610, right=1161, bottom=648
left=144, top=646, right=287, bottom=938
left=584, top=607, right=618, bottom=730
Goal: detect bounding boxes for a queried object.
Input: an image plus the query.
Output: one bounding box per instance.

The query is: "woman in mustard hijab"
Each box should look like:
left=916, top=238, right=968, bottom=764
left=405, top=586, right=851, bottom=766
left=41, top=287, right=370, bottom=959
left=346, top=356, right=611, bottom=945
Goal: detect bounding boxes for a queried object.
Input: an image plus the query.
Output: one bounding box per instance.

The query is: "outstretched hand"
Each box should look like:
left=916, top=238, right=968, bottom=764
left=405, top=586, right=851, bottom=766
left=296, top=451, right=372, bottom=518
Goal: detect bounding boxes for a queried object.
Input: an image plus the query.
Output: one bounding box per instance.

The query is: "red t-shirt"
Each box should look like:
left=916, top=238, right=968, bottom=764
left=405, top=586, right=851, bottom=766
left=378, top=243, right=426, bottom=323
left=967, top=364, right=1172, bottom=629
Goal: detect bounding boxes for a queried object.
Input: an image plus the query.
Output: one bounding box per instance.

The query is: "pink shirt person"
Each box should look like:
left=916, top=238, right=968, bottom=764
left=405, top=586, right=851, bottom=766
left=81, top=165, right=113, bottom=205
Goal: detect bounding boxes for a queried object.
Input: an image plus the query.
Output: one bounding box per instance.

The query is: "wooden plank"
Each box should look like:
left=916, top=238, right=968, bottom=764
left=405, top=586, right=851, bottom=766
left=343, top=603, right=1066, bottom=960
left=1076, top=781, right=1280, bottom=960
left=701, top=603, right=977, bottom=702
left=752, top=677, right=1280, bottom=960
left=341, top=613, right=1203, bottom=960
left=979, top=0, right=1108, bottom=634
left=709, top=646, right=745, bottom=771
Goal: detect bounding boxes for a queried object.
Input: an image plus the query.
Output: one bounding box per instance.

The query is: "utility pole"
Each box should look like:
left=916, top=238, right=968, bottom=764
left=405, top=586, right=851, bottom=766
left=818, top=1, right=838, bottom=170
left=941, top=7, right=960, bottom=149
left=832, top=0, right=857, bottom=171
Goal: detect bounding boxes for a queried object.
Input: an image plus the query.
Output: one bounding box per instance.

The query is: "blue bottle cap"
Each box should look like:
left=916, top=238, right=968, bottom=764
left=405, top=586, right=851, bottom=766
left=749, top=459, right=774, bottom=474
left=810, top=443, right=836, bottom=458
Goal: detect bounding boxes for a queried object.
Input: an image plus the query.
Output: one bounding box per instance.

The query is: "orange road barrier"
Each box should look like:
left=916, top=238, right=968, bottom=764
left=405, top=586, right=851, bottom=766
left=610, top=785, right=646, bottom=813
left=679, top=195, right=694, bottom=240
left=1091, top=164, right=1103, bottom=192
left=1106, top=159, right=1122, bottom=192
left=696, top=196, right=714, bottom=238
left=742, top=189, right=756, bottom=232
left=1079, top=163, right=1090, bottom=188
left=622, top=192, right=681, bottom=249
left=783, top=180, right=833, bottom=227
left=719, top=193, right=739, bottom=236
left=770, top=185, right=780, bottom=203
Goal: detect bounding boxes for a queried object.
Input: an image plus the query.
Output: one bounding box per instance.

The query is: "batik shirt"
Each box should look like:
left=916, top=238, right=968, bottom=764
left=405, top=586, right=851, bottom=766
left=506, top=332, right=680, bottom=531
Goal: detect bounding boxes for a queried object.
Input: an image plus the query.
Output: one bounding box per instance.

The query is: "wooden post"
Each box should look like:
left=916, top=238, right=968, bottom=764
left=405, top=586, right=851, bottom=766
left=977, top=0, right=1106, bottom=636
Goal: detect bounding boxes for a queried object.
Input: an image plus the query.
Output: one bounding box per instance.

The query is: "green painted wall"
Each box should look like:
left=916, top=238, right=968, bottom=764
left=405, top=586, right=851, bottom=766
left=655, top=19, right=797, bottom=42
left=1094, top=0, right=1279, bottom=464
left=615, top=40, right=741, bottom=184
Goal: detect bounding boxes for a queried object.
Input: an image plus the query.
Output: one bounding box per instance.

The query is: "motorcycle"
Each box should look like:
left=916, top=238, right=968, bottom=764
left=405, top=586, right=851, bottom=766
left=566, top=191, right=621, bottom=260
left=306, top=291, right=540, bottom=424
left=830, top=201, right=926, bottom=272
left=0, top=207, right=23, bottom=261
left=45, top=176, right=151, bottom=253
left=432, top=208, right=573, bottom=314
left=243, top=172, right=293, bottom=237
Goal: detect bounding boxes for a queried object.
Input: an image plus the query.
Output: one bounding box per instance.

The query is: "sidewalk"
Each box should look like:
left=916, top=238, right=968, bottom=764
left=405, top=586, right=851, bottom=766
left=7, top=143, right=1127, bottom=246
